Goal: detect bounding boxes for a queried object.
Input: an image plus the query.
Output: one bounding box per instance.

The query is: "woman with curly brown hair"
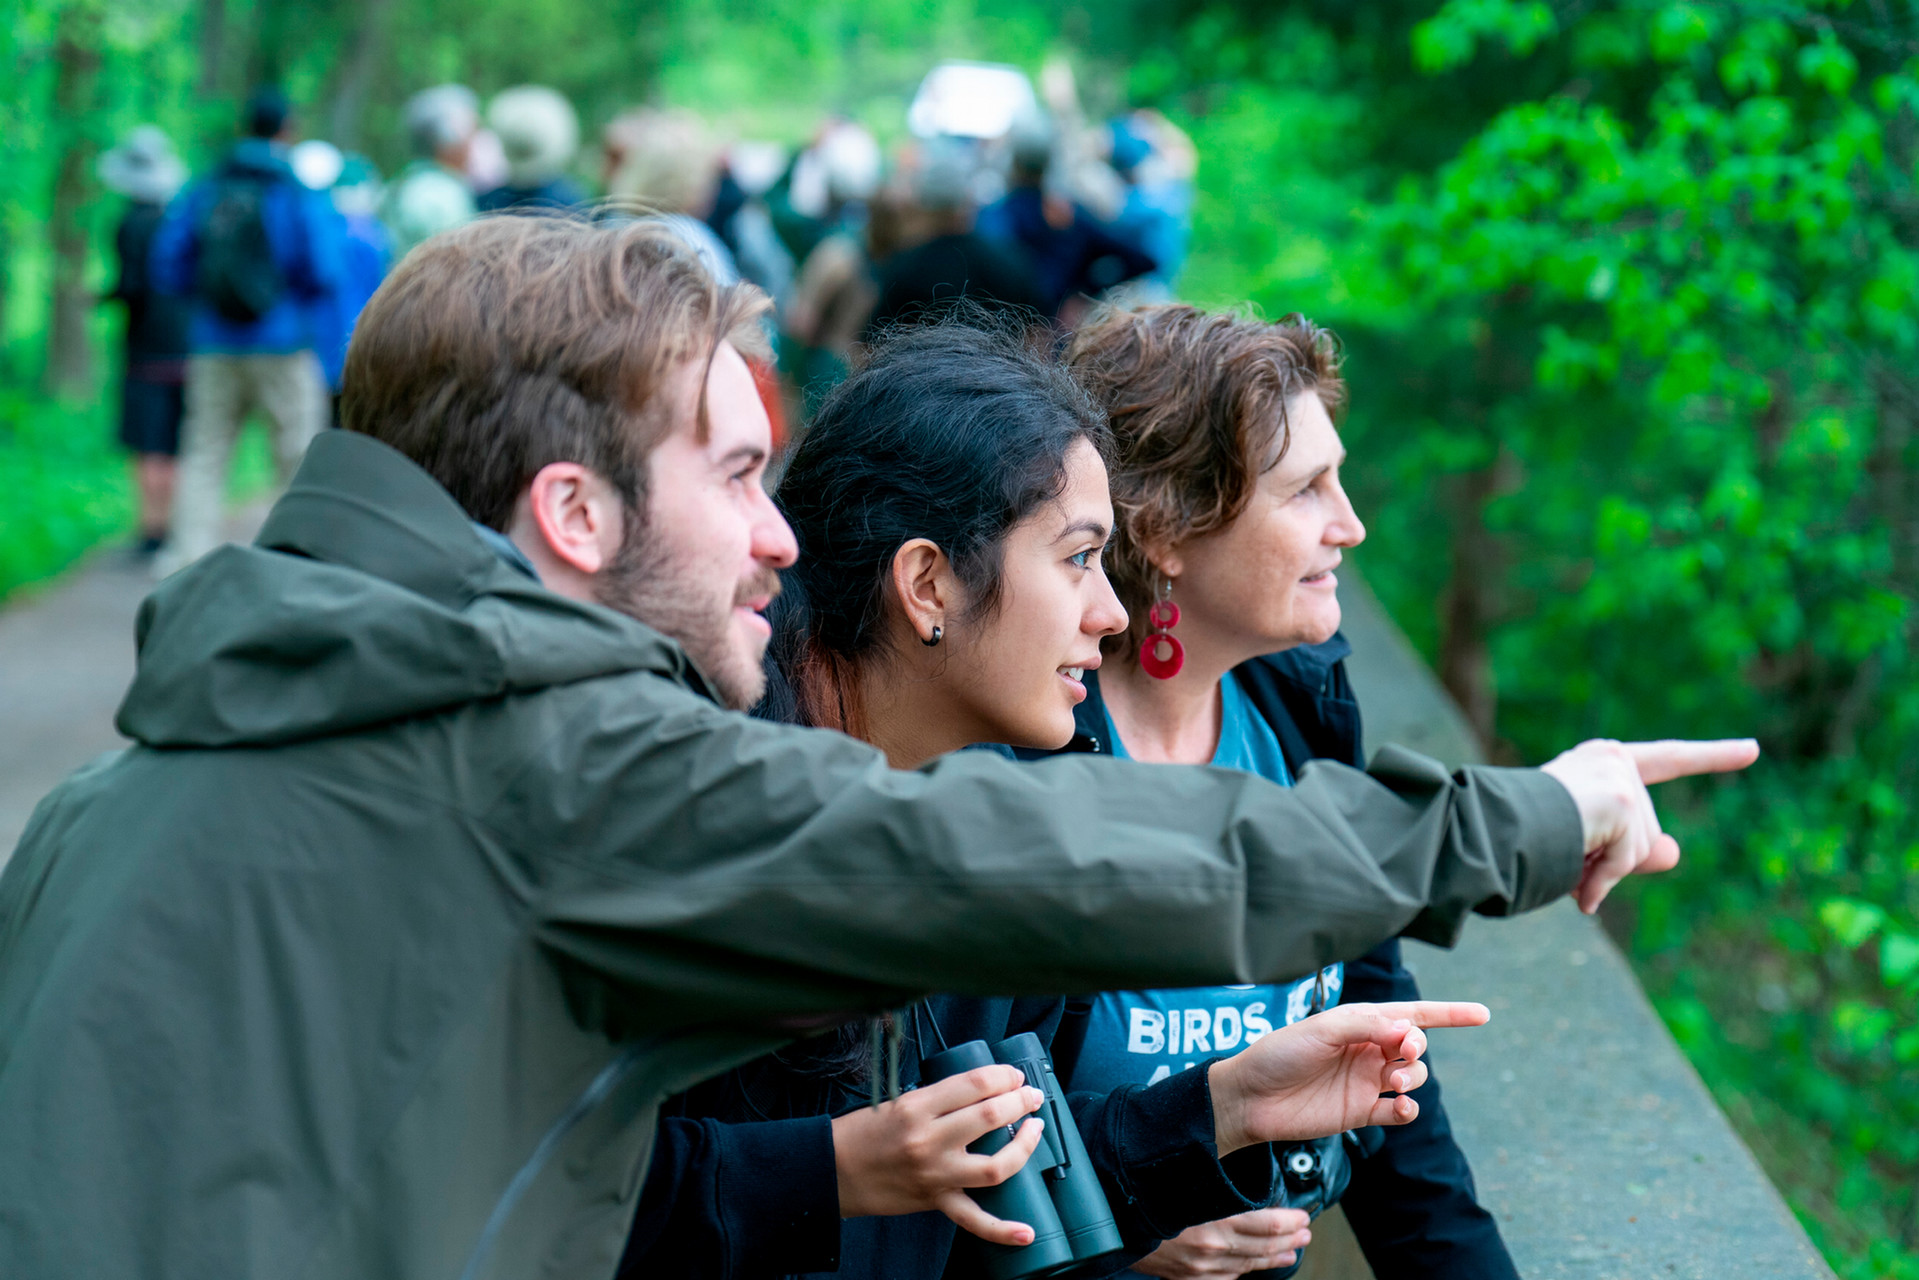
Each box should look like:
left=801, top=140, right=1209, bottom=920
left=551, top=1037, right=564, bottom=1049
left=1050, top=303, right=1509, bottom=1279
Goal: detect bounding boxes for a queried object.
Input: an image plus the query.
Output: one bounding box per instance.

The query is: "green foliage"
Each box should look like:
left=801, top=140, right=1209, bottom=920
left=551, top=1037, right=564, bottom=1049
left=1629, top=770, right=1919, bottom=1277
left=0, top=375, right=279, bottom=602
left=0, top=388, right=131, bottom=600
left=1206, top=1, right=1919, bottom=1269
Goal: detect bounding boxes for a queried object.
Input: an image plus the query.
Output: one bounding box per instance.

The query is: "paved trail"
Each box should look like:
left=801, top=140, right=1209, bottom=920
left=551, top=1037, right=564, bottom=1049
left=0, top=541, right=1828, bottom=1279
left=0, top=553, right=147, bottom=861
left=0, top=505, right=265, bottom=861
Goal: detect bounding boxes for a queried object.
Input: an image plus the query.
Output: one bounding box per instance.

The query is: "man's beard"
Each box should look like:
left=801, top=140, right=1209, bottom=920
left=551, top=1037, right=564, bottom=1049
left=594, top=511, right=780, bottom=711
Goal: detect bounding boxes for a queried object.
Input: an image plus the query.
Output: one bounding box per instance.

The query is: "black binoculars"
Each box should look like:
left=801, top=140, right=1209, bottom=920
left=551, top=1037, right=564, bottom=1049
left=921, top=1032, right=1125, bottom=1280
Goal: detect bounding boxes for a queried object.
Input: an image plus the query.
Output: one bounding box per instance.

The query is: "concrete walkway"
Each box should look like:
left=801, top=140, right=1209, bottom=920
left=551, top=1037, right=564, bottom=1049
left=0, top=504, right=265, bottom=866
left=0, top=553, right=146, bottom=863
left=0, top=535, right=1833, bottom=1278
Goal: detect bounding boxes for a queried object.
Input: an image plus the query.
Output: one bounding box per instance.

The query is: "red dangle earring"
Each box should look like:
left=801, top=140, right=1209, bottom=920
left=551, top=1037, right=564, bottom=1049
left=1140, top=575, right=1185, bottom=680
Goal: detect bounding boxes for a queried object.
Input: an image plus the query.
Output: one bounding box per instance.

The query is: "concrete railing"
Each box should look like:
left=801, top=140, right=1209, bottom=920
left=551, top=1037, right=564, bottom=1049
left=1300, top=565, right=1833, bottom=1279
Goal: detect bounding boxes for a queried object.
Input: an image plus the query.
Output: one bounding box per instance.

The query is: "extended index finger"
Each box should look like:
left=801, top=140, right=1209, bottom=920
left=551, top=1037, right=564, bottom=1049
left=1316, top=1001, right=1488, bottom=1061
left=1626, top=738, right=1760, bottom=785
left=1366, top=1000, right=1492, bottom=1030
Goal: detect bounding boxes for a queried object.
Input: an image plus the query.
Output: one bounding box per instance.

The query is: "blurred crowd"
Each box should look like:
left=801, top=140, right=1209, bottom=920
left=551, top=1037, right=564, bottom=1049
left=95, top=61, right=1195, bottom=568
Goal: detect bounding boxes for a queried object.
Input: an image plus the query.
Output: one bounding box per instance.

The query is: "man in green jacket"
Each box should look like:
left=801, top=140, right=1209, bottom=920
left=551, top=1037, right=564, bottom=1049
left=0, top=216, right=1754, bottom=1280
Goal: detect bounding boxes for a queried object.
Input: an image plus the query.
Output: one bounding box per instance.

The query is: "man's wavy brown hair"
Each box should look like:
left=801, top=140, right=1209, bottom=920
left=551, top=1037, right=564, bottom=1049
left=1063, top=304, right=1345, bottom=655
left=341, top=214, right=770, bottom=530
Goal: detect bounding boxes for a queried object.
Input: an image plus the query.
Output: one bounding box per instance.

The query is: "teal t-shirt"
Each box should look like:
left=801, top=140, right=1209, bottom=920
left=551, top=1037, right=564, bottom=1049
left=1098, top=668, right=1293, bottom=781
left=1070, top=672, right=1340, bottom=1091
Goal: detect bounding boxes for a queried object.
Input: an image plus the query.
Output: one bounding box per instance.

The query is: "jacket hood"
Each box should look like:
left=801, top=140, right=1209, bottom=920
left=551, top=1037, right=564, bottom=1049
left=221, top=138, right=297, bottom=182
left=117, top=430, right=701, bottom=748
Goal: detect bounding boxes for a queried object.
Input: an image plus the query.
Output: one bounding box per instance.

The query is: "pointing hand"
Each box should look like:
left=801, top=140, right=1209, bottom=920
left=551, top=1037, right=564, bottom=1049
left=1541, top=738, right=1760, bottom=913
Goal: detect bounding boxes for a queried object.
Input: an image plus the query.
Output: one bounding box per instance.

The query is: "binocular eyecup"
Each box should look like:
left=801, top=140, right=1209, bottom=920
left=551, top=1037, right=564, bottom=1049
left=920, top=1033, right=1125, bottom=1280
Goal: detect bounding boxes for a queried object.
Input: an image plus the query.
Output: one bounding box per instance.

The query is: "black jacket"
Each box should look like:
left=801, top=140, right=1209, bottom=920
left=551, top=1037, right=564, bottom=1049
left=1026, top=639, right=1519, bottom=1280
left=108, top=200, right=191, bottom=373
left=864, top=232, right=1046, bottom=336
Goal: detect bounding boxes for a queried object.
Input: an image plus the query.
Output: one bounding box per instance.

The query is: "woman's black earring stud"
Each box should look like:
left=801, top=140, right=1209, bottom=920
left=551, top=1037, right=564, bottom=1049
left=923, top=625, right=943, bottom=647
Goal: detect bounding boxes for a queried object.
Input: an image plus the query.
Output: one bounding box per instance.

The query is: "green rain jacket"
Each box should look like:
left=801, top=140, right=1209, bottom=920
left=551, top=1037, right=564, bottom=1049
left=0, top=430, right=1583, bottom=1280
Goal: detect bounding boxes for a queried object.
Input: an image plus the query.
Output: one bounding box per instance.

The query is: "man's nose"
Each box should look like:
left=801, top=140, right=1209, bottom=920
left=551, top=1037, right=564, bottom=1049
left=753, top=492, right=799, bottom=569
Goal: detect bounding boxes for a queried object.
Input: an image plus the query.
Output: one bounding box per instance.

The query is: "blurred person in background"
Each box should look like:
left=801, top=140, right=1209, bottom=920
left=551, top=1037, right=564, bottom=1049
left=781, top=121, right=884, bottom=410
left=294, top=141, right=391, bottom=424
left=602, top=107, right=794, bottom=308
left=976, top=107, right=1156, bottom=324
left=149, top=87, right=344, bottom=575
left=1105, top=111, right=1198, bottom=302
left=464, top=120, right=509, bottom=196
left=478, top=85, right=585, bottom=212
left=767, top=117, right=882, bottom=263
left=601, top=111, right=792, bottom=447
left=864, top=137, right=1043, bottom=335
left=383, top=84, right=479, bottom=258
left=702, top=143, right=798, bottom=311
left=98, top=126, right=191, bottom=558
left=603, top=107, right=742, bottom=283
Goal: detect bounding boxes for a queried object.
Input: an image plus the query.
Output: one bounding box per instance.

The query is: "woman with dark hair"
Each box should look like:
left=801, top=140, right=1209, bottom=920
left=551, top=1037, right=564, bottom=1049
left=619, top=320, right=1495, bottom=1280
left=1052, top=303, right=1502, bottom=1279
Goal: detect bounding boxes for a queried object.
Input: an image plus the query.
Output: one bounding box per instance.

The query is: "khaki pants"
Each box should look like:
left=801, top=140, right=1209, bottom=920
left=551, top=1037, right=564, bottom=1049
left=157, top=351, right=326, bottom=575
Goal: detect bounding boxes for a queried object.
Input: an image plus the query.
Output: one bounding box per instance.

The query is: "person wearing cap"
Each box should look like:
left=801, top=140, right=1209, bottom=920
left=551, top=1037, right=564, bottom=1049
left=382, top=84, right=480, bottom=258
left=98, top=126, right=192, bottom=557
left=148, top=88, right=346, bottom=576
left=477, top=85, right=586, bottom=213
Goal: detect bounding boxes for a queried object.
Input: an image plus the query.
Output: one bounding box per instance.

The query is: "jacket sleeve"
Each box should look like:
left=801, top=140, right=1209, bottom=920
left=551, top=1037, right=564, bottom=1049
left=618, top=1114, right=839, bottom=1280
left=1335, top=940, right=1520, bottom=1280
left=1070, top=1068, right=1277, bottom=1259
left=284, top=188, right=349, bottom=299
left=510, top=674, right=1584, bottom=1025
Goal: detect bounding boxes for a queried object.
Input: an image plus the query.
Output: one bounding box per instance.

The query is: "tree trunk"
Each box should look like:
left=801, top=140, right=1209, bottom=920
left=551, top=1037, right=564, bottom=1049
left=1870, top=360, right=1919, bottom=589
left=328, top=0, right=396, bottom=150
left=247, top=0, right=292, bottom=93
left=45, top=1, right=105, bottom=397
left=1436, top=303, right=1534, bottom=755
left=0, top=211, right=12, bottom=382
left=198, top=0, right=227, bottom=98
left=1437, top=457, right=1503, bottom=750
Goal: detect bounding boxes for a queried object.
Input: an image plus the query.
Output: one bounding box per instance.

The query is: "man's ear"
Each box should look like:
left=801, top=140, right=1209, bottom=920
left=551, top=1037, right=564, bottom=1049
left=516, top=462, right=626, bottom=577
left=889, top=538, right=955, bottom=646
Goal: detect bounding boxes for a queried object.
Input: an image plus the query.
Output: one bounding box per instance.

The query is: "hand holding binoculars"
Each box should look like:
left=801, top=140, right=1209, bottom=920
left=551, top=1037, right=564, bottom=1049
left=921, top=1033, right=1125, bottom=1280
